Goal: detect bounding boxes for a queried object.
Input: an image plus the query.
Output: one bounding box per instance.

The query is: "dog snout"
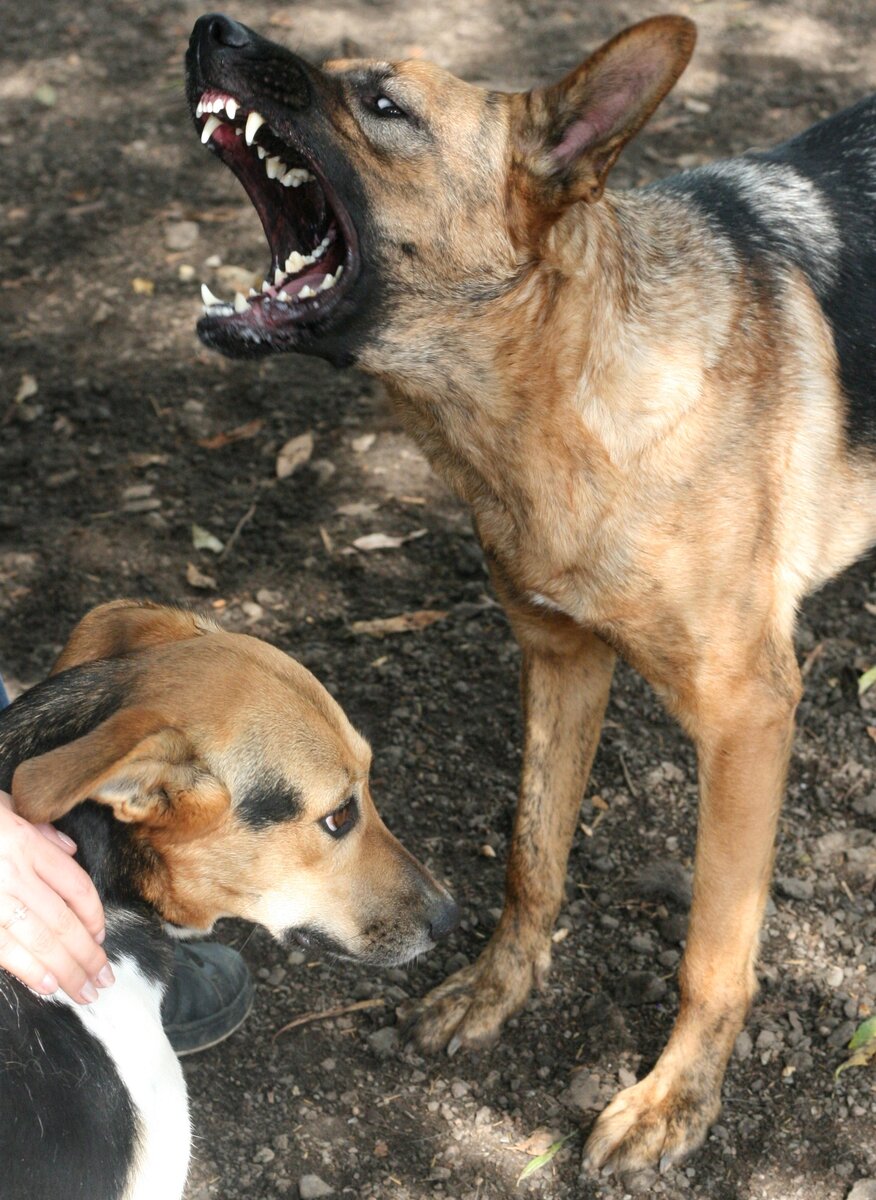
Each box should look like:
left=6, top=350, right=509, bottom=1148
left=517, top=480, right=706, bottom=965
left=193, top=13, right=252, bottom=51
left=426, top=893, right=460, bottom=942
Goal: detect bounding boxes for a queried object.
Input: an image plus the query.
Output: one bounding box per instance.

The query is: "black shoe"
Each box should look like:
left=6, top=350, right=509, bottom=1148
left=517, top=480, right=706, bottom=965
left=161, top=941, right=255, bottom=1056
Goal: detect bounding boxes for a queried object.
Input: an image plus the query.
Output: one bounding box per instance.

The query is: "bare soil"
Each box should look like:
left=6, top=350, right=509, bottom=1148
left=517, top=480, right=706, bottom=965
left=1, top=2, right=874, bottom=1198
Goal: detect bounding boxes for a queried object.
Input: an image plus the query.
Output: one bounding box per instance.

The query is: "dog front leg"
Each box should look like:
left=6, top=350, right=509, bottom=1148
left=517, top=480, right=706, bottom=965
left=585, top=653, right=801, bottom=1174
left=409, top=615, right=615, bottom=1053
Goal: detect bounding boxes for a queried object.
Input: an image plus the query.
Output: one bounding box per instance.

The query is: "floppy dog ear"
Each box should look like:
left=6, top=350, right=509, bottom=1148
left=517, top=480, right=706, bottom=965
left=11, top=708, right=230, bottom=837
left=516, top=15, right=695, bottom=208
left=52, top=599, right=219, bottom=675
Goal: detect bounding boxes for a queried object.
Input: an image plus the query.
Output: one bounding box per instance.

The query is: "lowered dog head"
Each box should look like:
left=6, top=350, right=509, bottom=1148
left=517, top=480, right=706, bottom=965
left=185, top=13, right=694, bottom=373
left=2, top=601, right=458, bottom=965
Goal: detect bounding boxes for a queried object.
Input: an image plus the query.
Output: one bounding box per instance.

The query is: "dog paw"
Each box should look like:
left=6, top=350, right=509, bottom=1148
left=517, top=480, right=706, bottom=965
left=582, top=1072, right=721, bottom=1176
left=402, top=935, right=549, bottom=1054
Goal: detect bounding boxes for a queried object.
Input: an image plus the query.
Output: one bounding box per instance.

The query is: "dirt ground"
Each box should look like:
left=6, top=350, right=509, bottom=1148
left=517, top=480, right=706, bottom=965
left=2, top=1, right=875, bottom=1197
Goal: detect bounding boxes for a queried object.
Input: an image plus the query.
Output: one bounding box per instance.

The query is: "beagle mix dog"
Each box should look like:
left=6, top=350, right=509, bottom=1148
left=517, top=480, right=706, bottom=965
left=0, top=600, right=457, bottom=1200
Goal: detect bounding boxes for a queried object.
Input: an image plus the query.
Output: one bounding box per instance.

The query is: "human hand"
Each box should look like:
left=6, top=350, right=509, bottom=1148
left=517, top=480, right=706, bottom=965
left=0, top=791, right=114, bottom=1003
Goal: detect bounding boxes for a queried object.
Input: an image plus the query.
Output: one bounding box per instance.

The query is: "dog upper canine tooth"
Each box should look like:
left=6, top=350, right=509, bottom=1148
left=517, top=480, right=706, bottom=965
left=233, top=292, right=249, bottom=313
left=245, top=110, right=265, bottom=146
left=201, top=114, right=222, bottom=144
left=274, top=267, right=286, bottom=287
left=200, top=282, right=223, bottom=307
left=225, top=98, right=238, bottom=120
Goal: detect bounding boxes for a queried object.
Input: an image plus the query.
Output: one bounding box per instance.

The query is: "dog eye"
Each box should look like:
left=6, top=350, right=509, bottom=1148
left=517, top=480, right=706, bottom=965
left=371, top=94, right=406, bottom=119
left=321, top=797, right=358, bottom=838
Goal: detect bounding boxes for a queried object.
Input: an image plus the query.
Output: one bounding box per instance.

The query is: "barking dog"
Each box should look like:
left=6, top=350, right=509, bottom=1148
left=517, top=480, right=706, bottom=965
left=0, top=601, right=457, bottom=1199
left=186, top=12, right=876, bottom=1173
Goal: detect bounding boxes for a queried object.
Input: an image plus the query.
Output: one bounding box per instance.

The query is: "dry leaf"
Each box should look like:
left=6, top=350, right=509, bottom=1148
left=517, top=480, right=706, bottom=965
left=15, top=374, right=37, bottom=404
left=352, top=529, right=427, bottom=552
left=185, top=562, right=216, bottom=590
left=129, top=452, right=169, bottom=468
left=352, top=433, right=376, bottom=453
left=131, top=277, right=155, bottom=295
left=591, top=795, right=609, bottom=811
left=372, top=1141, right=389, bottom=1159
left=192, top=524, right=224, bottom=554
left=336, top=501, right=379, bottom=518
left=512, top=1128, right=560, bottom=1157
left=479, top=843, right=497, bottom=859
left=198, top=418, right=263, bottom=450
left=350, top=609, right=447, bottom=637
left=276, top=431, right=314, bottom=479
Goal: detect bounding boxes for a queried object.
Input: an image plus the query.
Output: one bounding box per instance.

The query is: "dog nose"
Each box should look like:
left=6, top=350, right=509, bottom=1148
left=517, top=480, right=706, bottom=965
left=193, top=13, right=251, bottom=52
left=427, top=894, right=461, bottom=942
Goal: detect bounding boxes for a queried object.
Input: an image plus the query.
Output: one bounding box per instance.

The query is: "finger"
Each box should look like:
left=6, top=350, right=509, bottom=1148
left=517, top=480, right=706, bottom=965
left=34, top=823, right=78, bottom=855
left=0, top=898, right=102, bottom=1005
left=33, top=845, right=106, bottom=943
left=22, top=877, right=113, bottom=990
left=0, top=924, right=59, bottom=996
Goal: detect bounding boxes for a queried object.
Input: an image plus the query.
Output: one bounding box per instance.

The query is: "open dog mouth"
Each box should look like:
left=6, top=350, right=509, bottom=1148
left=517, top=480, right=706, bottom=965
left=193, top=90, right=357, bottom=348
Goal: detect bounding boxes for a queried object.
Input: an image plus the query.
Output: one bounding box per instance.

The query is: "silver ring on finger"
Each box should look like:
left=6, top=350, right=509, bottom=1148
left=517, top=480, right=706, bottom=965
left=3, top=903, right=29, bottom=929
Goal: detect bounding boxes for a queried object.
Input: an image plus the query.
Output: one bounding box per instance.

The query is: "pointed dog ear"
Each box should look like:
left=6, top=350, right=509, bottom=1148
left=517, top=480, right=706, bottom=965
left=11, top=708, right=230, bottom=838
left=52, top=600, right=219, bottom=675
left=514, top=15, right=695, bottom=210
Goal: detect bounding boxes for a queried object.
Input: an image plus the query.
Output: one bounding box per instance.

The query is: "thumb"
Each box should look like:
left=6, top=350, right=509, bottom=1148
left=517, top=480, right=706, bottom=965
left=35, top=823, right=78, bottom=854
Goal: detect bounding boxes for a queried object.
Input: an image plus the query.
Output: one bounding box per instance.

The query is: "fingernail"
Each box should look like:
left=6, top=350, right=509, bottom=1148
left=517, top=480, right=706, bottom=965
left=97, top=964, right=115, bottom=988
left=96, top=928, right=106, bottom=945
left=55, top=830, right=77, bottom=851
left=40, top=973, right=58, bottom=994
left=80, top=981, right=99, bottom=1004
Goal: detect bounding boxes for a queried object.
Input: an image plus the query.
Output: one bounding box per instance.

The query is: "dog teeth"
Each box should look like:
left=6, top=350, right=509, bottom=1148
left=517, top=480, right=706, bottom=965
left=196, top=99, right=204, bottom=118
left=274, top=267, right=286, bottom=287
left=280, top=168, right=314, bottom=188
left=284, top=251, right=315, bottom=274
left=245, top=110, right=265, bottom=146
left=233, top=292, right=249, bottom=313
left=225, top=98, right=238, bottom=120
left=266, top=156, right=284, bottom=180
left=200, top=282, right=223, bottom=307
left=297, top=285, right=316, bottom=299
left=278, top=290, right=291, bottom=302
left=201, top=114, right=222, bottom=144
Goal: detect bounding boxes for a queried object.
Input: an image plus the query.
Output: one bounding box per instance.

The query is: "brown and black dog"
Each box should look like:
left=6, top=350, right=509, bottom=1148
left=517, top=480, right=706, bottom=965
left=0, top=601, right=457, bottom=1199
left=185, top=13, right=876, bottom=1173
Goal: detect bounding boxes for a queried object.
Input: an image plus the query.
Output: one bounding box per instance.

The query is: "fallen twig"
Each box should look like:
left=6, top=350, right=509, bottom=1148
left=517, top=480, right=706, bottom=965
left=218, top=500, right=258, bottom=562
left=272, top=996, right=385, bottom=1041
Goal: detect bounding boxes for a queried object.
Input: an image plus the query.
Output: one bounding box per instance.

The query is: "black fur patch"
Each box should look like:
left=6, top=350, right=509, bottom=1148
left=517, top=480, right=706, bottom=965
left=653, top=94, right=876, bottom=448
left=760, top=94, right=876, bottom=447
left=0, top=660, right=129, bottom=792
left=237, top=769, right=304, bottom=829
left=0, top=972, right=139, bottom=1200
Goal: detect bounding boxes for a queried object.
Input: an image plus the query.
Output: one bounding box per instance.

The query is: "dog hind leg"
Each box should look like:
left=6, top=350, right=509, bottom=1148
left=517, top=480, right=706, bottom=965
left=584, top=640, right=800, bottom=1174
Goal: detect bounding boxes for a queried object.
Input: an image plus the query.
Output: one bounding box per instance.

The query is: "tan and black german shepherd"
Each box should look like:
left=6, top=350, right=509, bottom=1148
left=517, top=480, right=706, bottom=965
left=185, top=13, right=876, bottom=1174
